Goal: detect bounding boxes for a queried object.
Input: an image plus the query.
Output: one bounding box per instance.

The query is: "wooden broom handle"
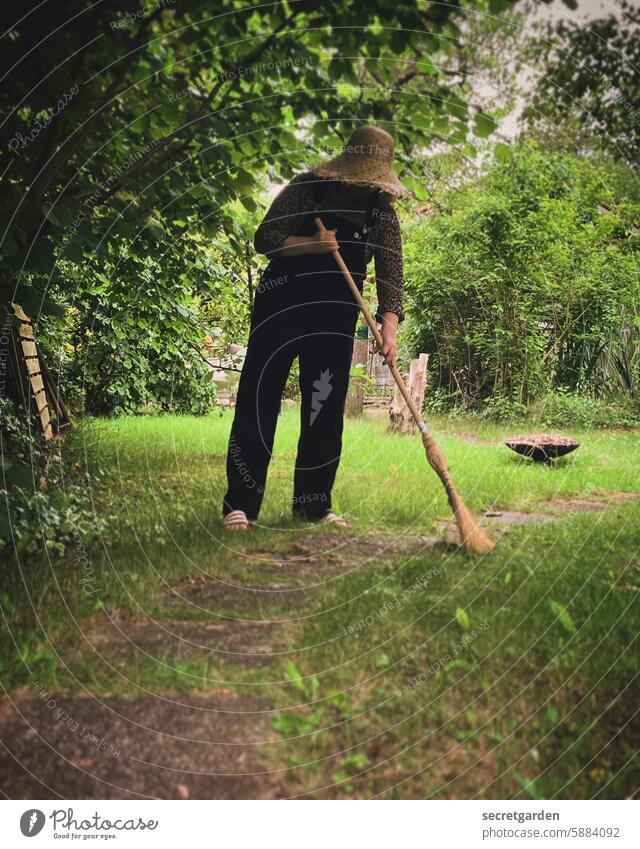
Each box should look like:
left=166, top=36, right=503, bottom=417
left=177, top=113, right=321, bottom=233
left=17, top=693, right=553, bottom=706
left=314, top=217, right=427, bottom=432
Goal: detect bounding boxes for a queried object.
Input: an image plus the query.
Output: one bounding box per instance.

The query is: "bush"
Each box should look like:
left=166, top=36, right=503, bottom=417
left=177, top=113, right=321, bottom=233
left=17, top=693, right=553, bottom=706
left=61, top=249, right=219, bottom=417
left=481, top=395, right=528, bottom=422
left=0, top=399, right=106, bottom=560
left=404, top=145, right=640, bottom=411
left=424, top=386, right=463, bottom=416
left=536, top=390, right=640, bottom=429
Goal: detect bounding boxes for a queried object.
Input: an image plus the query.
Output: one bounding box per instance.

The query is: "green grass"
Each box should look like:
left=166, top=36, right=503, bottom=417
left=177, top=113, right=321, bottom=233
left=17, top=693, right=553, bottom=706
left=69, top=406, right=640, bottom=533
left=1, top=408, right=638, bottom=798
left=263, top=505, right=640, bottom=799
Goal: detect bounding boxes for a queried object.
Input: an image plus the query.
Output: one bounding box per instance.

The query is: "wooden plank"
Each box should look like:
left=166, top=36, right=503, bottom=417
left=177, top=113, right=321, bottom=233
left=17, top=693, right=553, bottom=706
left=21, top=339, right=38, bottom=358
left=38, top=346, right=71, bottom=428
left=12, top=303, right=30, bottom=321
left=19, top=323, right=35, bottom=340
left=34, top=389, right=48, bottom=412
left=40, top=407, right=53, bottom=441
left=25, top=357, right=41, bottom=376
left=30, top=374, right=44, bottom=394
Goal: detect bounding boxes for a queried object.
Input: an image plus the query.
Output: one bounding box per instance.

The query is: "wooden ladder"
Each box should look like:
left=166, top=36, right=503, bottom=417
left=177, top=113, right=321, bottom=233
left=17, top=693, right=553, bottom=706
left=11, top=303, right=69, bottom=439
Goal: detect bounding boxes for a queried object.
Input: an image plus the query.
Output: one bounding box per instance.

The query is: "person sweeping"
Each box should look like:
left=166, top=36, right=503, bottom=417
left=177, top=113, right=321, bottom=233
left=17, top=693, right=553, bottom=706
left=223, top=125, right=408, bottom=531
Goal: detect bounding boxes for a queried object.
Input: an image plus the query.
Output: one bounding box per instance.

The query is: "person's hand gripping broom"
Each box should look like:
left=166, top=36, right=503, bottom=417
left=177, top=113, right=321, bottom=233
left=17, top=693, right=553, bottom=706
left=314, top=217, right=494, bottom=554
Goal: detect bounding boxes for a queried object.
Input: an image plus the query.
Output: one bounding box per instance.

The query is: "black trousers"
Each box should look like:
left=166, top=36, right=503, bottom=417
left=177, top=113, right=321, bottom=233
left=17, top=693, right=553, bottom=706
left=223, top=306, right=356, bottom=520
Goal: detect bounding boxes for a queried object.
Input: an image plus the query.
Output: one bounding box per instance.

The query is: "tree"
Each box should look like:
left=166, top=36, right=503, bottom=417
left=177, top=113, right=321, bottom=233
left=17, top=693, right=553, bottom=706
left=521, top=1, right=640, bottom=162
left=1, top=0, right=575, bottom=318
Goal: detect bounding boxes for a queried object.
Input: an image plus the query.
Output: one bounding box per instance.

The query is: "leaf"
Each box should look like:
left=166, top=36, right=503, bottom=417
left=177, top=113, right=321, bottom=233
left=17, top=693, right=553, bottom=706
left=0, top=592, right=15, bottom=615
left=447, top=126, right=468, bottom=145
left=61, top=237, right=85, bottom=263
left=343, top=753, right=369, bottom=770
left=3, top=463, right=35, bottom=490
left=463, top=143, right=477, bottom=158
left=495, top=142, right=513, bottom=164
left=271, top=708, right=324, bottom=736
left=416, top=54, right=439, bottom=76
left=547, top=705, right=560, bottom=724
left=446, top=97, right=468, bottom=120
left=284, top=660, right=308, bottom=697
left=54, top=205, right=75, bottom=228
left=549, top=600, right=577, bottom=635
left=514, top=771, right=543, bottom=800
left=327, top=57, right=344, bottom=80
left=444, top=659, right=469, bottom=676
left=145, top=218, right=165, bottom=241
left=240, top=196, right=257, bottom=212
left=336, top=83, right=359, bottom=99
left=42, top=205, right=60, bottom=227
left=456, top=606, right=470, bottom=631
left=489, top=0, right=512, bottom=13
left=406, top=175, right=429, bottom=201
left=474, top=112, right=498, bottom=138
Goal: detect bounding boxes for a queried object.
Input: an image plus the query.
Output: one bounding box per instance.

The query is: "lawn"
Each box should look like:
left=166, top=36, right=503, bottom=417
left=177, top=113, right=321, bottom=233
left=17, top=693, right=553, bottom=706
left=1, top=408, right=638, bottom=799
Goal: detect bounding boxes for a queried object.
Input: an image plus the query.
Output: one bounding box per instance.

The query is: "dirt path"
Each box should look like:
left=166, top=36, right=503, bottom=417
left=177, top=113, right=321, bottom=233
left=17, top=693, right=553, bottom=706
left=1, top=495, right=637, bottom=799
left=0, top=692, right=281, bottom=799
left=0, top=529, right=432, bottom=799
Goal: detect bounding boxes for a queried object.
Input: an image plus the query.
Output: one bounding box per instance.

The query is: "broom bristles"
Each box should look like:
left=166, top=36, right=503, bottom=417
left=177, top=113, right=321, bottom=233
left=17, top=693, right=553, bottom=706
left=452, top=501, right=495, bottom=554
left=421, top=432, right=494, bottom=554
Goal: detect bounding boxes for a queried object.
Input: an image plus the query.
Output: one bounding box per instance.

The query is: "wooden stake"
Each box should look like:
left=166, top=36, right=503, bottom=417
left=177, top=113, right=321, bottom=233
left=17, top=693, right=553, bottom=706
left=390, top=353, right=429, bottom=434
left=346, top=337, right=368, bottom=418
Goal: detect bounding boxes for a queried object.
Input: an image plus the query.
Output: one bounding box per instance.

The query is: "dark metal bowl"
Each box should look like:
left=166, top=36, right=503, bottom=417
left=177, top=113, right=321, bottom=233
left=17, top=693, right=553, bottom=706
left=505, top=434, right=581, bottom=463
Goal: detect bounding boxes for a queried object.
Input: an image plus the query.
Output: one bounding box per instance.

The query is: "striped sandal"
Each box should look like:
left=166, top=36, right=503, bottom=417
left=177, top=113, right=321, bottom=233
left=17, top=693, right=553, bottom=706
left=223, top=510, right=251, bottom=532
left=322, top=512, right=351, bottom=528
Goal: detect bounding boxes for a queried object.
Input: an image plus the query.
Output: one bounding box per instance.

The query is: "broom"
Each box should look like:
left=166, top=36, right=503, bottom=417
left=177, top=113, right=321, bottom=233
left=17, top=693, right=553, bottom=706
left=314, top=217, right=494, bottom=554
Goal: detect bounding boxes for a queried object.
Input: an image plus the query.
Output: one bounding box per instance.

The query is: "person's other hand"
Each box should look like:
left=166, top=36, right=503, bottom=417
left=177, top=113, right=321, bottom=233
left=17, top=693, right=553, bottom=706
left=310, top=228, right=338, bottom=254
left=375, top=321, right=398, bottom=368
left=281, top=229, right=338, bottom=256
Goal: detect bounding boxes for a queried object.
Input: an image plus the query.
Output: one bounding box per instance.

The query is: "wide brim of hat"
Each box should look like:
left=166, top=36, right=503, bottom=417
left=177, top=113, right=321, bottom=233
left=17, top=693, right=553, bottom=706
left=310, top=156, right=412, bottom=199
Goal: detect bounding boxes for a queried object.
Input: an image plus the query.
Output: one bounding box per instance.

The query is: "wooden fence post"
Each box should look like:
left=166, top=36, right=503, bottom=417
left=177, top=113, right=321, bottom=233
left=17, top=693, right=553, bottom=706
left=389, top=353, right=429, bottom=433
left=346, top=337, right=369, bottom=418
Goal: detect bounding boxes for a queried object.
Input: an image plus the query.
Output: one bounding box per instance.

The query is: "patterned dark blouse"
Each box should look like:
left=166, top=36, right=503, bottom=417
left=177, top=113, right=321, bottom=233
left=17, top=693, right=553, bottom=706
left=253, top=172, right=404, bottom=321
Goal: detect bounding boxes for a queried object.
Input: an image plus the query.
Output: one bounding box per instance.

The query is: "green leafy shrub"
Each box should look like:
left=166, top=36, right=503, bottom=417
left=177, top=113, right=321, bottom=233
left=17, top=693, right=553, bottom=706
left=481, top=395, right=528, bottom=422
left=61, top=232, right=219, bottom=417
left=0, top=399, right=106, bottom=560
left=404, top=145, right=640, bottom=415
left=536, top=391, right=640, bottom=429
left=424, top=386, right=463, bottom=416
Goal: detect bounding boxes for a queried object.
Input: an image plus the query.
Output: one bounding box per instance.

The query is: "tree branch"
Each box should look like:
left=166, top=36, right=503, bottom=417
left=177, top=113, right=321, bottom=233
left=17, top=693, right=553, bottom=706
left=64, top=9, right=300, bottom=202
left=23, top=6, right=168, bottom=231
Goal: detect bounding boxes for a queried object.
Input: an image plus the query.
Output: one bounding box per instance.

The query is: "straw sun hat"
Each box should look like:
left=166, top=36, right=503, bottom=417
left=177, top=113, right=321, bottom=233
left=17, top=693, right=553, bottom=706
left=310, top=125, right=411, bottom=199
